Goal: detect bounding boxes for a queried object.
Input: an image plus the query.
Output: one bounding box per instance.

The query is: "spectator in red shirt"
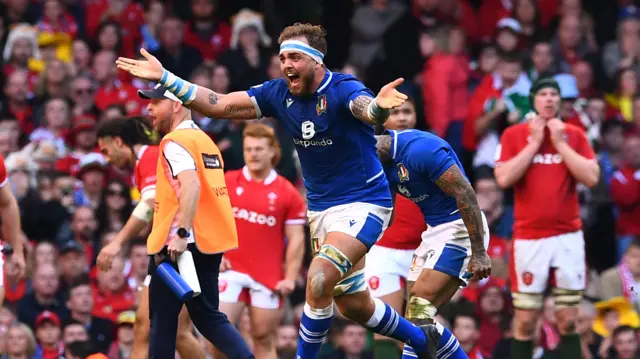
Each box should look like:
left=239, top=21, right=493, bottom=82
left=91, top=255, right=134, bottom=324
left=610, top=132, right=640, bottom=257
left=422, top=24, right=469, bottom=155
left=37, top=0, right=78, bottom=40
left=183, top=0, right=231, bottom=65
left=34, top=310, right=63, bottom=359
left=85, top=0, right=144, bottom=58
left=93, top=50, right=143, bottom=116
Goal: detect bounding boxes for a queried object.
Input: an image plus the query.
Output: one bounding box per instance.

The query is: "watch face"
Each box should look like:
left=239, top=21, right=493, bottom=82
left=178, top=228, right=188, bottom=238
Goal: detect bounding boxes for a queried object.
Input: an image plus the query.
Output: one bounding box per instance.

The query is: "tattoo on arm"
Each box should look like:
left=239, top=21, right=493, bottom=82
left=209, top=92, right=218, bottom=105
left=350, top=96, right=373, bottom=121
left=376, top=135, right=393, bottom=163
left=224, top=104, right=254, bottom=117
left=435, top=164, right=486, bottom=253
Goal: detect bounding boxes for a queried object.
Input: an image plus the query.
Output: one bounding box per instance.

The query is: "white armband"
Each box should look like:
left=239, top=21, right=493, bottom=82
left=131, top=190, right=155, bottom=223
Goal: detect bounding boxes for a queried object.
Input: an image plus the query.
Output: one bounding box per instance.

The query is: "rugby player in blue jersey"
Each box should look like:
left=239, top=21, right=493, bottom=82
left=115, top=23, right=457, bottom=359
left=375, top=129, right=492, bottom=359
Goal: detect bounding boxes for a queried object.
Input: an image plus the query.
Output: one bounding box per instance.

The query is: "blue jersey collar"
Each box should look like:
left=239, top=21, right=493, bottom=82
left=315, top=69, right=332, bottom=94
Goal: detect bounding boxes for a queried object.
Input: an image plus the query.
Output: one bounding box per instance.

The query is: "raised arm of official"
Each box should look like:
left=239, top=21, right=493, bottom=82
left=187, top=88, right=258, bottom=120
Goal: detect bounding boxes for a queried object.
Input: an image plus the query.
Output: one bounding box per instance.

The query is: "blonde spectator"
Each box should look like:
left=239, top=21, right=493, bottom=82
left=2, top=323, right=37, bottom=359
left=35, top=59, right=72, bottom=101
left=5, top=151, right=38, bottom=198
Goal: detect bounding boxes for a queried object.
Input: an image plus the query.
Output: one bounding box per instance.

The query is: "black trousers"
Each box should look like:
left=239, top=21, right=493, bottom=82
left=147, top=243, right=254, bottom=359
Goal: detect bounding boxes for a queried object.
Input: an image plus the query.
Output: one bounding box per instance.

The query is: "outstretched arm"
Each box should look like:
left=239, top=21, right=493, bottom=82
left=116, top=49, right=258, bottom=120
left=434, top=164, right=485, bottom=254
left=349, top=78, right=407, bottom=126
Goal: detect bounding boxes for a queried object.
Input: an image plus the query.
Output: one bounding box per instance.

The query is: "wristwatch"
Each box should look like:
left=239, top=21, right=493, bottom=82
left=177, top=228, right=191, bottom=239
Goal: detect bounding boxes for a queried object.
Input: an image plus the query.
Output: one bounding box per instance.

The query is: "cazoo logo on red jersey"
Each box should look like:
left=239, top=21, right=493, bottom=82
left=233, top=207, right=277, bottom=227
left=532, top=153, right=564, bottom=165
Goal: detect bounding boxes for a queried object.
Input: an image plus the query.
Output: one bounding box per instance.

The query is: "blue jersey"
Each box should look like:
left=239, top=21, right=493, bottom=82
left=247, top=70, right=391, bottom=211
left=383, top=129, right=468, bottom=227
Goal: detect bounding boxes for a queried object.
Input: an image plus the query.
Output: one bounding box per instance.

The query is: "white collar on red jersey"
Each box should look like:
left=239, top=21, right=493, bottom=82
left=243, top=166, right=277, bottom=185
left=136, top=145, right=149, bottom=165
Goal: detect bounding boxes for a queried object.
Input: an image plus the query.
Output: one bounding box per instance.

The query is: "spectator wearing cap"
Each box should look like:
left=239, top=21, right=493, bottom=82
left=93, top=50, right=143, bottom=116
left=91, top=255, right=134, bottom=324
left=28, top=97, right=70, bottom=157
left=55, top=115, right=99, bottom=175
left=602, top=5, right=640, bottom=82
left=34, top=311, right=63, bottom=359
left=73, top=154, right=107, bottom=209
left=66, top=279, right=115, bottom=354
left=1, top=70, right=35, bottom=135
left=150, top=15, right=202, bottom=81
left=2, top=24, right=41, bottom=91
left=107, top=311, right=135, bottom=359
left=610, top=132, right=640, bottom=257
left=216, top=9, right=270, bottom=91
left=57, top=241, right=88, bottom=297
left=494, top=18, right=522, bottom=54
left=422, top=24, right=469, bottom=156
left=55, top=207, right=98, bottom=267
left=17, top=263, right=68, bottom=329
left=183, top=0, right=231, bottom=64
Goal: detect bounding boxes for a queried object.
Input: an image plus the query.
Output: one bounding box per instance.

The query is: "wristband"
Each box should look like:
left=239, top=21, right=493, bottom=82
left=160, top=70, right=198, bottom=105
left=367, top=100, right=390, bottom=125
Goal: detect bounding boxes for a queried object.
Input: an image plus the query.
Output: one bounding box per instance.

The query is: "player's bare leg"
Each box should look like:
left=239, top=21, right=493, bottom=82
left=554, top=290, right=582, bottom=359
left=209, top=301, right=246, bottom=359
left=131, top=285, right=151, bottom=359
left=131, top=286, right=206, bottom=359
left=297, top=232, right=434, bottom=359
left=513, top=307, right=539, bottom=359
left=176, top=306, right=206, bottom=359
left=247, top=306, right=283, bottom=359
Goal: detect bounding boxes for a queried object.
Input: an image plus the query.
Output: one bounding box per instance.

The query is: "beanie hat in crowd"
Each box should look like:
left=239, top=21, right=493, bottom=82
left=529, top=77, right=561, bottom=113
left=3, top=23, right=40, bottom=63
left=230, top=9, right=272, bottom=50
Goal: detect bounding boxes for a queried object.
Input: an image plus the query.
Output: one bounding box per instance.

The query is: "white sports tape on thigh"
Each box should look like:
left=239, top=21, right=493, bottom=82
left=333, top=269, right=367, bottom=297
left=512, top=292, right=544, bottom=310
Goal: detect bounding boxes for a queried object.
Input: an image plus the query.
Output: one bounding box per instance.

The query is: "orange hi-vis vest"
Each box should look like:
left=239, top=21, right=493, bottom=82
left=147, top=125, right=238, bottom=255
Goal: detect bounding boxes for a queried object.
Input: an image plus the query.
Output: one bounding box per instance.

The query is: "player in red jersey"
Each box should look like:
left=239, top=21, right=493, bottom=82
left=364, top=99, right=427, bottom=350
left=0, top=154, right=26, bottom=305
left=494, top=77, right=600, bottom=359
left=212, top=123, right=306, bottom=359
left=95, top=116, right=205, bottom=359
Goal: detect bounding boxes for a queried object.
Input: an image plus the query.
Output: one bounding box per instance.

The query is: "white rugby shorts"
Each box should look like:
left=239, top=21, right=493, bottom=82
left=408, top=213, right=490, bottom=286
left=218, top=270, right=281, bottom=309
left=364, top=245, right=414, bottom=297
left=307, top=202, right=392, bottom=254
left=510, top=231, right=586, bottom=293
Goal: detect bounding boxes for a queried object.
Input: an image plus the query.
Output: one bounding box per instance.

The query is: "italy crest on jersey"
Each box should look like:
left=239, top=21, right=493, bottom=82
left=316, top=94, right=327, bottom=115
left=397, top=163, right=409, bottom=182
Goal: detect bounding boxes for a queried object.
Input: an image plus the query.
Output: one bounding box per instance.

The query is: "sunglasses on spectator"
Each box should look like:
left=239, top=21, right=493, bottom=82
left=107, top=189, right=126, bottom=197
left=75, top=88, right=94, bottom=95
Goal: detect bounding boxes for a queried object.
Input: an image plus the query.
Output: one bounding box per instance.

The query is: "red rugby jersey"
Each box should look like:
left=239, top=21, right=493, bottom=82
left=134, top=145, right=158, bottom=196
left=496, top=123, right=595, bottom=239
left=224, top=167, right=306, bottom=290
left=376, top=196, right=426, bottom=250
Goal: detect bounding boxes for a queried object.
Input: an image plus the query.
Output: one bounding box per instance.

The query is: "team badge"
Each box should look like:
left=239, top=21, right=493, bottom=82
left=368, top=276, right=380, bottom=290
left=397, top=163, right=409, bottom=182
left=522, top=271, right=534, bottom=286
left=219, top=280, right=228, bottom=292
left=316, top=94, right=327, bottom=115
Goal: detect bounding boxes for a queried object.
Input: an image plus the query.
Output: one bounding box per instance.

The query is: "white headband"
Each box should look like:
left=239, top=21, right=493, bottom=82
left=279, top=40, right=324, bottom=64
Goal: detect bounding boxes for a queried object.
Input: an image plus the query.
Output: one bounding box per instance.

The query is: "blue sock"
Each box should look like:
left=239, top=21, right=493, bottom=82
left=401, top=324, right=468, bottom=359
left=296, top=303, right=333, bottom=359
left=366, top=298, right=427, bottom=353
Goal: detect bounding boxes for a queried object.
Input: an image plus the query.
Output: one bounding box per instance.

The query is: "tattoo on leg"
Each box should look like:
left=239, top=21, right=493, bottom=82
left=309, top=269, right=326, bottom=298
left=209, top=92, right=218, bottom=105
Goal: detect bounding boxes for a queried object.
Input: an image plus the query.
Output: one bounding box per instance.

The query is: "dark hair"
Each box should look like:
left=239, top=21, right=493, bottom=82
left=67, top=340, right=93, bottom=357
left=453, top=310, right=481, bottom=329
left=96, top=179, right=133, bottom=235
left=498, top=50, right=523, bottom=65
left=97, top=116, right=155, bottom=147
left=63, top=320, right=86, bottom=331
left=92, top=20, right=123, bottom=54
left=600, top=118, right=626, bottom=137
left=628, top=238, right=640, bottom=252
left=612, top=325, right=638, bottom=338
left=278, top=23, right=328, bottom=56
left=68, top=276, right=91, bottom=293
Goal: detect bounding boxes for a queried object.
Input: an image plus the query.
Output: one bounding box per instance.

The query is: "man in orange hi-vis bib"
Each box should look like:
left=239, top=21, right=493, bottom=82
left=137, top=84, right=254, bottom=359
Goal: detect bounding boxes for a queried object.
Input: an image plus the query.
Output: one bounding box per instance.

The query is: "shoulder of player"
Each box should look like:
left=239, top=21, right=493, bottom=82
left=252, top=78, right=288, bottom=94
left=143, top=145, right=160, bottom=161
left=224, top=169, right=243, bottom=184
left=272, top=174, right=300, bottom=196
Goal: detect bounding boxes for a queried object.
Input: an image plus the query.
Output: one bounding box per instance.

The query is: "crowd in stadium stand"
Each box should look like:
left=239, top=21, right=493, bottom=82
left=0, top=0, right=639, bottom=358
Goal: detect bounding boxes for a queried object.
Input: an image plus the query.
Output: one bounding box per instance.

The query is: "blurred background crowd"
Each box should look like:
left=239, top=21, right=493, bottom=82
left=0, top=0, right=639, bottom=358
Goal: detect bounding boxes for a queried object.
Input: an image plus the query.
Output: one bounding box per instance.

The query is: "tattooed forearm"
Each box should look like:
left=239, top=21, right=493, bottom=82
left=375, top=135, right=393, bottom=163
left=350, top=96, right=390, bottom=125
left=435, top=164, right=486, bottom=253
left=224, top=104, right=255, bottom=117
